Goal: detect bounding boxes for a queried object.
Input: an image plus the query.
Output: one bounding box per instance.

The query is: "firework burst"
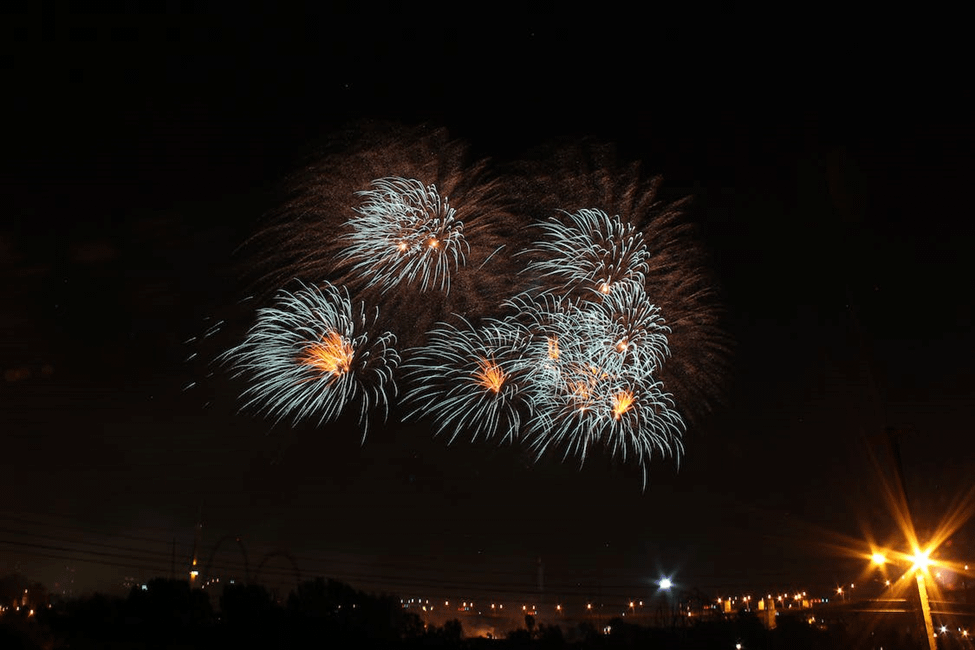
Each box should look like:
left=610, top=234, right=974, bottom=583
left=213, top=130, right=725, bottom=487
left=339, top=176, right=468, bottom=294
left=527, top=370, right=685, bottom=488
left=220, top=281, right=399, bottom=438
left=521, top=209, right=651, bottom=299
left=508, top=287, right=684, bottom=484
left=585, top=281, right=672, bottom=377
left=507, top=140, right=729, bottom=423
left=239, top=123, right=526, bottom=348
left=402, top=317, right=531, bottom=445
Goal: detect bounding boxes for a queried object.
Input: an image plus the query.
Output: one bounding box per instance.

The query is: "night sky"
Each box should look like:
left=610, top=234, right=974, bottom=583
left=2, top=6, right=973, bottom=605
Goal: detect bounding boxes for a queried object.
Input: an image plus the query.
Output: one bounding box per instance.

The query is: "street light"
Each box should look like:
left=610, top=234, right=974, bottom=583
left=871, top=546, right=938, bottom=650
left=909, top=548, right=932, bottom=572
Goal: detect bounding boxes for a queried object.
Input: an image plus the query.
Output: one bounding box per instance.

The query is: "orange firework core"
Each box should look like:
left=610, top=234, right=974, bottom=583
left=599, top=282, right=611, bottom=294
left=547, top=337, right=560, bottom=361
left=301, top=331, right=354, bottom=377
left=474, top=358, right=505, bottom=393
left=569, top=380, right=591, bottom=402
left=612, top=390, right=635, bottom=420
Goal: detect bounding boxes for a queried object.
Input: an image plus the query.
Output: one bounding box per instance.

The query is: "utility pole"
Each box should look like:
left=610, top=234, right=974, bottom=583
left=867, top=427, right=936, bottom=650
left=914, top=570, right=938, bottom=650
left=189, top=503, right=203, bottom=584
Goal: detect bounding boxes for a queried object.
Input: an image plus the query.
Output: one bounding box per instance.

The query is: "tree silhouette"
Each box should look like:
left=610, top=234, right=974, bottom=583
left=124, top=578, right=212, bottom=643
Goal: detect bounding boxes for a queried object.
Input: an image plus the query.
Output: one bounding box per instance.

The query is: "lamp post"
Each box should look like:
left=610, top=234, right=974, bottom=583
left=872, top=549, right=937, bottom=650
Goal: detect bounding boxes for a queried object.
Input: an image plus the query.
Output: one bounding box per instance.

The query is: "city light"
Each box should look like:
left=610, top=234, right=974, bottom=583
left=909, top=548, right=932, bottom=572
left=864, top=543, right=943, bottom=650
left=658, top=578, right=672, bottom=590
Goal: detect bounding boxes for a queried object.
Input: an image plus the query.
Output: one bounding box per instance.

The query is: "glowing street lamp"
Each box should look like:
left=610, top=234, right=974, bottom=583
left=909, top=548, right=932, bottom=572
left=870, top=546, right=938, bottom=650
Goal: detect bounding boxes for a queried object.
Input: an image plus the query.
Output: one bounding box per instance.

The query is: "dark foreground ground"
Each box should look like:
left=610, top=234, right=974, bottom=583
left=4, top=577, right=969, bottom=649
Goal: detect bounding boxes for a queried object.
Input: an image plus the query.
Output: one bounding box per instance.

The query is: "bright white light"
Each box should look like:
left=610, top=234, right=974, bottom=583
left=910, top=548, right=932, bottom=571
left=659, top=578, right=672, bottom=590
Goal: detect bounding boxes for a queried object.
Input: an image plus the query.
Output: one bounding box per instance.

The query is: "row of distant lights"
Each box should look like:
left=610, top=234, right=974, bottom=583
left=400, top=579, right=676, bottom=613
left=399, top=595, right=814, bottom=650
left=400, top=599, right=650, bottom=614
left=715, top=592, right=813, bottom=606
left=402, top=589, right=825, bottom=617
left=400, top=580, right=676, bottom=616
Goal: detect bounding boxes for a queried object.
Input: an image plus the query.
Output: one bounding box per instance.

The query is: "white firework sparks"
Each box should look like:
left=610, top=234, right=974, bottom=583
left=339, top=177, right=469, bottom=294
left=219, top=132, right=726, bottom=488
left=220, top=281, right=399, bottom=438
left=402, top=317, right=531, bottom=445
left=510, top=286, right=684, bottom=486
left=584, top=280, right=672, bottom=378
left=521, top=208, right=651, bottom=298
